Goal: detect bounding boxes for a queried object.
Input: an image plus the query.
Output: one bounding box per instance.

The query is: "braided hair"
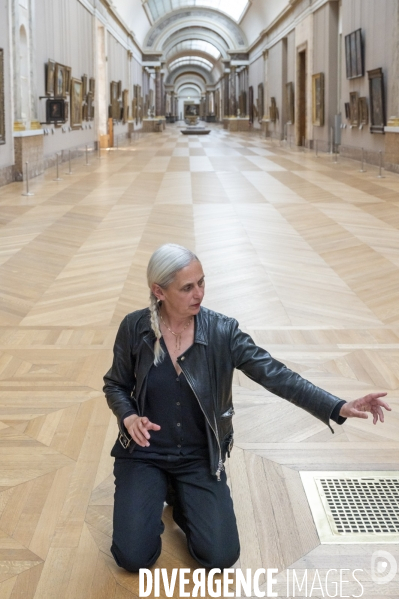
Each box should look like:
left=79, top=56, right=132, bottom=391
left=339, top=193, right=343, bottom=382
left=147, top=244, right=199, bottom=365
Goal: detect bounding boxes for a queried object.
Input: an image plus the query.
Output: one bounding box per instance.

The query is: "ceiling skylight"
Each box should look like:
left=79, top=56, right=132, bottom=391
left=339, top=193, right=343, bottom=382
left=146, top=0, right=249, bottom=23
left=167, top=40, right=221, bottom=60
left=169, top=56, right=214, bottom=71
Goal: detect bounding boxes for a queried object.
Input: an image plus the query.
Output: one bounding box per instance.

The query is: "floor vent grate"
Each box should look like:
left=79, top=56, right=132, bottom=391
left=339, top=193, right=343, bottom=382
left=300, top=471, right=399, bottom=544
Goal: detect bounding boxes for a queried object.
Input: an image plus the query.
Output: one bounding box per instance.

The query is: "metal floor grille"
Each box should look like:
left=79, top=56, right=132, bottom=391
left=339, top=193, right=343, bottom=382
left=300, top=471, right=399, bottom=544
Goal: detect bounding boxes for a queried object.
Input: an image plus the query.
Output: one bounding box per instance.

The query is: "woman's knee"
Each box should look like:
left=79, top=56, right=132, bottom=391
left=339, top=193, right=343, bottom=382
left=111, top=539, right=162, bottom=572
left=189, top=538, right=240, bottom=570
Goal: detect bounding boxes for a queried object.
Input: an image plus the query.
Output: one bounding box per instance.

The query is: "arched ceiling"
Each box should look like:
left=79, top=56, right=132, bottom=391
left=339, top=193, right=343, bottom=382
left=112, top=0, right=266, bottom=95
left=143, top=0, right=250, bottom=24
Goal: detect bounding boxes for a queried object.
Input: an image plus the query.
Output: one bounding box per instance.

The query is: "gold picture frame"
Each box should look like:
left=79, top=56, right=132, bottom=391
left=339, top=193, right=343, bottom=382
left=312, top=72, right=324, bottom=126
left=82, top=74, right=88, bottom=97
left=64, top=66, right=71, bottom=95
left=123, top=89, right=129, bottom=123
left=46, top=59, right=56, bottom=96
left=54, top=63, right=66, bottom=98
left=70, top=77, right=83, bottom=128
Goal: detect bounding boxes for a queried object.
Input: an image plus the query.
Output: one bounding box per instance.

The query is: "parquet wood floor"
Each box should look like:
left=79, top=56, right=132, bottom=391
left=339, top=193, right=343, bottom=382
left=0, top=125, right=398, bottom=598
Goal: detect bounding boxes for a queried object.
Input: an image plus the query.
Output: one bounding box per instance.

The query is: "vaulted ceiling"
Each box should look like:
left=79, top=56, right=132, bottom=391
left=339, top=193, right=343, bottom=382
left=111, top=0, right=289, bottom=94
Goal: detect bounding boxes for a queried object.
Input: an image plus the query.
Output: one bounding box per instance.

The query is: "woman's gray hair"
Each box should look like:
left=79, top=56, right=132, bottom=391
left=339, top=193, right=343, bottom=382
left=147, top=243, right=199, bottom=365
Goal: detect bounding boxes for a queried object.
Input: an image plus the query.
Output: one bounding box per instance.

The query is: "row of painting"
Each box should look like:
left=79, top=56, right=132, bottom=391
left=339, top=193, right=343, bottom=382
left=284, top=67, right=385, bottom=134
left=45, top=60, right=95, bottom=127
left=109, top=82, right=147, bottom=125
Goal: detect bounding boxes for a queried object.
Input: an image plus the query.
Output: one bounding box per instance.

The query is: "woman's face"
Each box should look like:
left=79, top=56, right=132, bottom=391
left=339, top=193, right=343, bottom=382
left=153, top=260, right=205, bottom=319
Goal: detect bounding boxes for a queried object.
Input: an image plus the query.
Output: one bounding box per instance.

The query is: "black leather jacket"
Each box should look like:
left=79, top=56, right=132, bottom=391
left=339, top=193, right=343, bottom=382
left=103, top=306, right=342, bottom=479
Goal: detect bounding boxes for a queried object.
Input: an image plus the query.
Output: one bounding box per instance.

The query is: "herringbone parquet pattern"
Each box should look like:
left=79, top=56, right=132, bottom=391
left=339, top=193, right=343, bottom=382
left=0, top=124, right=398, bottom=598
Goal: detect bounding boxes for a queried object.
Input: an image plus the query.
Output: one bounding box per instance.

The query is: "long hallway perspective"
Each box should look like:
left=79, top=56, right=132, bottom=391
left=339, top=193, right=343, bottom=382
left=1, top=124, right=399, bottom=597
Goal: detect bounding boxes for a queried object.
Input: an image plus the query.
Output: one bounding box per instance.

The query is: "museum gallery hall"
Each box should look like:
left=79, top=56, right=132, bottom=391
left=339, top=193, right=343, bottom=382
left=0, top=1, right=398, bottom=597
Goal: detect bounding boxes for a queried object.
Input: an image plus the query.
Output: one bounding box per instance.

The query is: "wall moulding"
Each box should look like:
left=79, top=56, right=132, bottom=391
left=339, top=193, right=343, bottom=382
left=248, top=0, right=334, bottom=63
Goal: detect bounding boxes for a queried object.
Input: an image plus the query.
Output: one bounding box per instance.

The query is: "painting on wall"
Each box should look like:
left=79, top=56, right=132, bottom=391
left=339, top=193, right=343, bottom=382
left=269, top=97, right=277, bottom=122
left=89, top=77, right=95, bottom=95
left=46, top=98, right=66, bottom=123
left=257, top=82, right=264, bottom=122
left=82, top=74, right=88, bottom=97
left=344, top=102, right=351, bottom=119
left=86, top=92, right=93, bottom=121
left=54, top=63, right=66, bottom=97
left=345, top=29, right=364, bottom=79
left=349, top=91, right=359, bottom=127
left=64, top=66, right=71, bottom=95
left=286, top=81, right=294, bottom=124
left=248, top=86, right=253, bottom=123
left=123, top=89, right=129, bottom=123
left=46, top=59, right=56, bottom=96
left=0, top=49, right=5, bottom=145
left=70, top=77, right=83, bottom=128
left=312, top=72, right=324, bottom=126
left=368, top=68, right=385, bottom=133
left=110, top=81, right=118, bottom=102
left=358, top=97, right=368, bottom=125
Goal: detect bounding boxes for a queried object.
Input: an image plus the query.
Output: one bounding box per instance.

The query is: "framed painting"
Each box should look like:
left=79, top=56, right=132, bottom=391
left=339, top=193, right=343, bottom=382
left=257, top=82, right=264, bottom=122
left=312, top=72, right=324, bottom=126
left=64, top=66, right=71, bottom=95
left=345, top=29, right=364, bottom=79
left=349, top=91, right=359, bottom=127
left=269, top=97, right=277, bottom=122
left=89, top=77, right=95, bottom=95
left=345, top=35, right=351, bottom=79
left=358, top=97, right=368, bottom=125
left=46, top=59, right=56, bottom=96
left=368, top=68, right=385, bottom=133
left=46, top=98, right=66, bottom=123
left=87, top=92, right=93, bottom=121
left=286, top=82, right=294, bottom=124
left=355, top=29, right=363, bottom=77
left=123, top=89, right=129, bottom=123
left=70, top=77, right=83, bottom=128
left=54, top=63, right=66, bottom=97
left=132, top=97, right=137, bottom=122
left=344, top=102, right=351, bottom=120
left=0, top=49, right=5, bottom=145
left=82, top=74, right=88, bottom=97
left=110, top=81, right=118, bottom=102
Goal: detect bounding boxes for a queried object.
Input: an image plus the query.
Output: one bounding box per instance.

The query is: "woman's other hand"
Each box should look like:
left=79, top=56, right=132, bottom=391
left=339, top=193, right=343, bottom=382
left=123, top=414, right=161, bottom=447
left=339, top=392, right=391, bottom=424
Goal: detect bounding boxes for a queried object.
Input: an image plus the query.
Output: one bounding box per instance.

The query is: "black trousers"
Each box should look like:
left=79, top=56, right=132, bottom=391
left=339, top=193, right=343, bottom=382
left=111, top=457, right=240, bottom=572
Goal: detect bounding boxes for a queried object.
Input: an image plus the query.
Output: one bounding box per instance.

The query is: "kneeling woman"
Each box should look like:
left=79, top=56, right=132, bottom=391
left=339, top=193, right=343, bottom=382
left=103, top=243, right=389, bottom=572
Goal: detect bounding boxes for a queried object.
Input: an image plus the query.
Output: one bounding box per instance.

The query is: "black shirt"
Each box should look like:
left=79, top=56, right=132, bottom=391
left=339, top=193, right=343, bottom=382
left=114, top=339, right=209, bottom=459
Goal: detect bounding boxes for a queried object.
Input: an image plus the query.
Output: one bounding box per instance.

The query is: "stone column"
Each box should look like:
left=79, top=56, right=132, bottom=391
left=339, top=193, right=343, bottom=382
left=224, top=72, right=230, bottom=117
left=170, top=91, right=175, bottom=116
left=155, top=67, right=162, bottom=116
left=230, top=66, right=237, bottom=116
left=160, top=70, right=165, bottom=116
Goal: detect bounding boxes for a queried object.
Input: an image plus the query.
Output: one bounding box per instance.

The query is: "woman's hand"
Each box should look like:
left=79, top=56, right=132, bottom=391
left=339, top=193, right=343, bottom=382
left=124, top=414, right=161, bottom=447
left=339, top=392, right=391, bottom=424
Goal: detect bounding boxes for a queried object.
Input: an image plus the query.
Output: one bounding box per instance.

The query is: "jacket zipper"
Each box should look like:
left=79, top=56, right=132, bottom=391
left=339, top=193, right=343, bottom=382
left=180, top=365, right=224, bottom=481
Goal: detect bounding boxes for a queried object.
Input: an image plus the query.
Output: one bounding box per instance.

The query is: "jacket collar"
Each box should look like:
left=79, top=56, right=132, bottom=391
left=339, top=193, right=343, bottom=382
left=142, top=306, right=208, bottom=348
